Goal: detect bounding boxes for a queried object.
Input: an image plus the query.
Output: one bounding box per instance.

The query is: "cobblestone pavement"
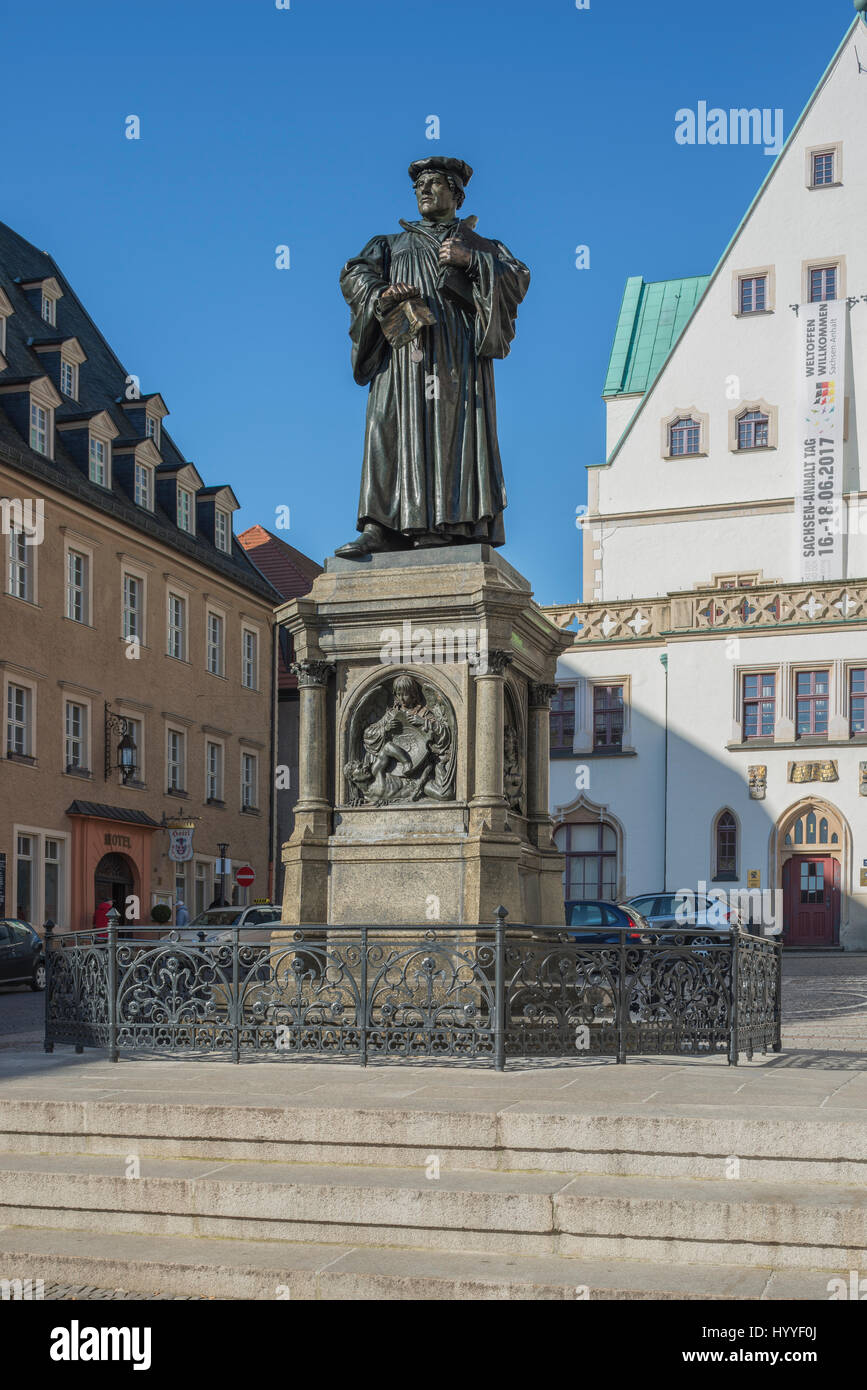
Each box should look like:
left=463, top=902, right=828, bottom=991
left=36, top=1284, right=210, bottom=1300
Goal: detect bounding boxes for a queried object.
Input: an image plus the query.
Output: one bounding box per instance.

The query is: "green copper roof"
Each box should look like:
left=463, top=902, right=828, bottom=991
left=602, top=274, right=710, bottom=398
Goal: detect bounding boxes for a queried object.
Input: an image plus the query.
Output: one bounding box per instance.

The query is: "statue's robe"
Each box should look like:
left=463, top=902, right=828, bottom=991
left=340, top=217, right=530, bottom=544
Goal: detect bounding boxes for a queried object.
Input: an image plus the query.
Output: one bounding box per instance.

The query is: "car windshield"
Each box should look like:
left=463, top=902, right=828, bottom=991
left=188, top=910, right=241, bottom=927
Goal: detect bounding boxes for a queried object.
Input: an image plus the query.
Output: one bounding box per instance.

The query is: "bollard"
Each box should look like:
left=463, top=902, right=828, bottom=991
left=43, top=920, right=55, bottom=1053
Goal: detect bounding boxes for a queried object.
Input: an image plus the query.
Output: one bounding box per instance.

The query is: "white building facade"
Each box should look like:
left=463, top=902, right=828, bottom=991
left=547, top=17, right=867, bottom=950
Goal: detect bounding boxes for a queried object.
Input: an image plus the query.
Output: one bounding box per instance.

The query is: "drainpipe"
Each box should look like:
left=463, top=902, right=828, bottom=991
left=660, top=653, right=669, bottom=892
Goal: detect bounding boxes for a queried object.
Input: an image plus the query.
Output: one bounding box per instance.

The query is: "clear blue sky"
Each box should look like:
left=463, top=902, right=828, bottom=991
left=2, top=0, right=857, bottom=604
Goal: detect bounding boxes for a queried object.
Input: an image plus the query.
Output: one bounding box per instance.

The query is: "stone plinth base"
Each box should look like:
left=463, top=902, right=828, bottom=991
left=277, top=544, right=572, bottom=927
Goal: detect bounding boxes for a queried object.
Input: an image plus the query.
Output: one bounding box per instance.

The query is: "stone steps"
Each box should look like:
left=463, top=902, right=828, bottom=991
left=0, top=1151, right=864, bottom=1270
left=0, top=1227, right=844, bottom=1301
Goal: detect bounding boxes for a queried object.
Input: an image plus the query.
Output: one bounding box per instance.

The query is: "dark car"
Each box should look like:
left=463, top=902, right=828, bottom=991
left=0, top=919, right=46, bottom=991
left=564, top=900, right=649, bottom=944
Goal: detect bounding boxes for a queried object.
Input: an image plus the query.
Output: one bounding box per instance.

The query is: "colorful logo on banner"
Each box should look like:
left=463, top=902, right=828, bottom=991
left=168, top=827, right=194, bottom=862
left=796, top=299, right=846, bottom=583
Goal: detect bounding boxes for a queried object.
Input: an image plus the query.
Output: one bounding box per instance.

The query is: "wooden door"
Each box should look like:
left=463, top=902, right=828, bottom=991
left=783, top=856, right=838, bottom=947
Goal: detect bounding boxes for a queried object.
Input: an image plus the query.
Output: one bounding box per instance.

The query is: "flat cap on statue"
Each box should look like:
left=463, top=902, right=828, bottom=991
left=408, top=156, right=474, bottom=188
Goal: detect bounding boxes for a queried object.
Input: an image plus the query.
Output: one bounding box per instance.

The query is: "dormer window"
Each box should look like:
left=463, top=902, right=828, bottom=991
left=134, top=461, right=154, bottom=510
left=177, top=487, right=193, bottom=534
left=215, top=509, right=230, bottom=553
left=30, top=402, right=49, bottom=454
left=89, top=436, right=107, bottom=486
left=0, top=287, right=12, bottom=360
left=41, top=293, right=56, bottom=326
left=60, top=359, right=78, bottom=399
left=145, top=414, right=160, bottom=447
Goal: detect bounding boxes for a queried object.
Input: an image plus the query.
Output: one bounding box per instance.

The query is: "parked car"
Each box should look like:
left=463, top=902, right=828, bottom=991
left=624, top=892, right=739, bottom=939
left=563, top=900, right=650, bottom=943
left=0, top=919, right=46, bottom=991
left=176, top=904, right=282, bottom=944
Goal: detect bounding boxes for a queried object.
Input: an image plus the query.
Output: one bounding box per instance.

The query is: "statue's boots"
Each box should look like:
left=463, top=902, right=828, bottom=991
left=334, top=522, right=406, bottom=558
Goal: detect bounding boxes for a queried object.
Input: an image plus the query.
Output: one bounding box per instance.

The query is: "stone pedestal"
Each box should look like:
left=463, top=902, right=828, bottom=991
left=277, top=544, right=572, bottom=927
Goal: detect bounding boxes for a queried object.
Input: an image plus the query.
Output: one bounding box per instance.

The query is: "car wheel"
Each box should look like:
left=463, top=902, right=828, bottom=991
left=31, top=961, right=46, bottom=992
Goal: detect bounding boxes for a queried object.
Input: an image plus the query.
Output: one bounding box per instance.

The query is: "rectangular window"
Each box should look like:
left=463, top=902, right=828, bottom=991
left=167, top=728, right=186, bottom=792
left=206, top=741, right=223, bottom=802
left=122, top=573, right=142, bottom=641
left=195, top=862, right=210, bottom=917
left=66, top=549, right=88, bottom=623
left=809, top=265, right=837, bottom=302
left=743, top=672, right=776, bottom=739
left=7, top=684, right=31, bottom=756
left=177, top=488, right=193, bottom=533
left=16, top=835, right=34, bottom=920
left=7, top=530, right=32, bottom=601
left=60, top=359, right=77, bottom=398
left=214, top=509, right=230, bottom=553
left=64, top=701, right=87, bottom=771
left=207, top=612, right=225, bottom=676
left=550, top=687, right=575, bottom=751
left=89, top=436, right=107, bottom=486
left=134, top=462, right=153, bottom=509
left=851, top=668, right=866, bottom=737
left=812, top=151, right=834, bottom=186
left=592, top=685, right=624, bottom=752
left=241, top=752, right=258, bottom=810
left=145, top=415, right=160, bottom=446
left=796, top=669, right=829, bottom=737
left=44, top=838, right=62, bottom=924
left=124, top=717, right=142, bottom=782
left=41, top=294, right=55, bottom=326
left=242, top=629, right=258, bottom=689
left=168, top=593, right=187, bottom=660
left=739, top=275, right=767, bottom=313
left=30, top=402, right=49, bottom=455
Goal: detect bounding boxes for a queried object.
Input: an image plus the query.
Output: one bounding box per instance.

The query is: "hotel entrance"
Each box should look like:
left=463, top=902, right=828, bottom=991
left=93, top=852, right=136, bottom=920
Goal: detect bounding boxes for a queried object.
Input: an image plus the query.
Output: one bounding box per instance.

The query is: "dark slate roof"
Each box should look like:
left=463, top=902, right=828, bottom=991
left=0, top=219, right=279, bottom=604
left=66, top=801, right=162, bottom=827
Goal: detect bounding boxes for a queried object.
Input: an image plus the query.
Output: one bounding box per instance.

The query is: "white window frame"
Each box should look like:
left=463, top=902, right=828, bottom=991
left=6, top=527, right=36, bottom=603
left=12, top=825, right=70, bottom=927
left=64, top=543, right=92, bottom=624
left=166, top=724, right=187, bottom=793
left=63, top=697, right=91, bottom=773
left=167, top=590, right=188, bottom=662
left=241, top=626, right=259, bottom=690
left=205, top=739, right=225, bottom=803
left=145, top=413, right=161, bottom=447
left=206, top=608, right=226, bottom=678
left=241, top=751, right=259, bottom=811
left=60, top=357, right=78, bottom=400
left=41, top=293, right=56, bottom=326
left=806, top=142, right=842, bottom=190
left=122, top=568, right=147, bottom=645
left=134, top=461, right=154, bottom=510
left=29, top=401, right=50, bottom=456
left=88, top=434, right=108, bottom=486
left=5, top=679, right=35, bottom=758
left=214, top=508, right=230, bottom=553
left=177, top=487, right=193, bottom=534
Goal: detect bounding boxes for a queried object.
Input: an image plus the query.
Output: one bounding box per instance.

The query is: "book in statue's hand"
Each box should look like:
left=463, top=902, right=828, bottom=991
left=379, top=296, right=436, bottom=349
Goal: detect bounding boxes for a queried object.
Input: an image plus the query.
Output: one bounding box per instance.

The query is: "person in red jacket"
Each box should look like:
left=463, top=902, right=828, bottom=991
left=92, top=896, right=113, bottom=941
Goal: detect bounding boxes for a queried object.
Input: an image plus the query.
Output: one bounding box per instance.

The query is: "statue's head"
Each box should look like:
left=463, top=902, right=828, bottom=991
left=393, top=674, right=424, bottom=709
left=409, top=157, right=473, bottom=221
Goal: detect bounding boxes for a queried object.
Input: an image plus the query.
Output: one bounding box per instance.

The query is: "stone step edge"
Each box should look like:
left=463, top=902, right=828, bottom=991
left=0, top=1229, right=837, bottom=1301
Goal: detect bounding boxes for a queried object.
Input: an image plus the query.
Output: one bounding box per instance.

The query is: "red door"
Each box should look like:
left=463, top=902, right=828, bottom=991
left=783, top=856, right=838, bottom=947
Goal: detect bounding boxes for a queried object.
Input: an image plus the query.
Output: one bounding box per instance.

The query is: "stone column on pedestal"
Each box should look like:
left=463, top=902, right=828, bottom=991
left=469, top=649, right=512, bottom=835
left=527, top=682, right=558, bottom=850
left=281, top=659, right=333, bottom=925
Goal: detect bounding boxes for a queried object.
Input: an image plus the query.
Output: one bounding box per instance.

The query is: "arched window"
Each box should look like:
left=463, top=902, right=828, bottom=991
left=737, top=409, right=769, bottom=449
left=669, top=417, right=701, bottom=457
left=554, top=821, right=617, bottom=901
left=714, top=810, right=737, bottom=880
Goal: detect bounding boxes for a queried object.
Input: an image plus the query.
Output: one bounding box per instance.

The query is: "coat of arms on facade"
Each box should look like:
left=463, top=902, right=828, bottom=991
left=787, top=760, right=839, bottom=784
left=344, top=674, right=456, bottom=806
left=747, top=765, right=767, bottom=800
left=860, top=762, right=867, bottom=798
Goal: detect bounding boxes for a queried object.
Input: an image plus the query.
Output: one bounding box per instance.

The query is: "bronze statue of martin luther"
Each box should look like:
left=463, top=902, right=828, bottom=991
left=336, top=157, right=530, bottom=558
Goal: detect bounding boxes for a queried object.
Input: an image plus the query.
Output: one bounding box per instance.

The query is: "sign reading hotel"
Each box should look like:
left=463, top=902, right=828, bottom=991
left=796, top=298, right=846, bottom=582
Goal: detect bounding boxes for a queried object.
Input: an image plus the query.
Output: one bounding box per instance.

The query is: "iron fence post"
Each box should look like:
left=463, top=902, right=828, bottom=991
left=232, top=926, right=240, bottom=1064
left=617, top=931, right=627, bottom=1064
left=773, top=939, right=783, bottom=1051
left=360, top=926, right=368, bottom=1067
left=43, top=920, right=54, bottom=1053
left=494, top=906, right=507, bottom=1072
left=728, top=928, right=740, bottom=1066
left=108, top=914, right=118, bottom=1063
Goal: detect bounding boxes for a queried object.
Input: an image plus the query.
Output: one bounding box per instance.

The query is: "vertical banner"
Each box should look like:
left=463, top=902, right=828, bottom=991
left=796, top=299, right=847, bottom=582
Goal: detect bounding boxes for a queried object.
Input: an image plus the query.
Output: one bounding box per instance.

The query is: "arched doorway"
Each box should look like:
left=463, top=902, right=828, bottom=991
left=775, top=802, right=846, bottom=948
left=94, top=852, right=135, bottom=922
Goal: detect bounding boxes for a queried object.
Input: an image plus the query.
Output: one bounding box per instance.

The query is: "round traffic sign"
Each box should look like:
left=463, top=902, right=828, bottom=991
left=236, top=865, right=255, bottom=888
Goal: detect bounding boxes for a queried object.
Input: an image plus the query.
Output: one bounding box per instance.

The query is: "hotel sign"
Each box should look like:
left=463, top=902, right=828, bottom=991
left=796, top=299, right=846, bottom=583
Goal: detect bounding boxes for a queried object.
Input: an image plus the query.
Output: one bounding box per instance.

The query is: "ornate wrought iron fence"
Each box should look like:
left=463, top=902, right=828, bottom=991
left=44, top=912, right=782, bottom=1069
